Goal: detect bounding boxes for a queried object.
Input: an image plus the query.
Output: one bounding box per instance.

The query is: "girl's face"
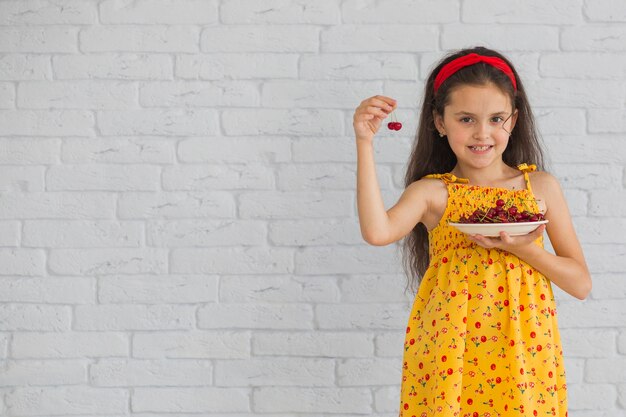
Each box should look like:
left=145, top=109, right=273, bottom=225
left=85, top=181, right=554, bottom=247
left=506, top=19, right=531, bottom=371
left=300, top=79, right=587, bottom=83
left=433, top=83, right=518, bottom=169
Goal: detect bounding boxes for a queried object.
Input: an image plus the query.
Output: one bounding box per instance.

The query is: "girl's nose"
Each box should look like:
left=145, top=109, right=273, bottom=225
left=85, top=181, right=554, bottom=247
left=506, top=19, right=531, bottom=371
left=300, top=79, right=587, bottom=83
left=473, top=120, right=492, bottom=138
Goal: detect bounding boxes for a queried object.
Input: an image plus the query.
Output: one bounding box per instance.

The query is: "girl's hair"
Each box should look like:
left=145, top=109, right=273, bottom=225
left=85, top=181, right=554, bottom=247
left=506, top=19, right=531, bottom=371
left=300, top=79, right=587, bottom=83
left=401, top=46, right=547, bottom=295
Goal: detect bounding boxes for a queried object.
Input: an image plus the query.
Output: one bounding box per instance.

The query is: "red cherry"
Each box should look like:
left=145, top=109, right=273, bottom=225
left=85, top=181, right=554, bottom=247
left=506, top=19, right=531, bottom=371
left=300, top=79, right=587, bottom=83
left=395, top=122, right=402, bottom=130
left=387, top=122, right=395, bottom=130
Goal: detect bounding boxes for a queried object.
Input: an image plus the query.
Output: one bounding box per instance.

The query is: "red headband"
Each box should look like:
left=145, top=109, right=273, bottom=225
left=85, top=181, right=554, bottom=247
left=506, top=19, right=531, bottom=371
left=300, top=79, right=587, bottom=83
left=433, top=53, right=517, bottom=94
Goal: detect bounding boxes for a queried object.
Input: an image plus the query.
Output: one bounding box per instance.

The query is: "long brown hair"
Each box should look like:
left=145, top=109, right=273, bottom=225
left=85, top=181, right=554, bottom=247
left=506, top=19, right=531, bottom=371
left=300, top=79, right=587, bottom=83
left=400, top=46, right=547, bottom=295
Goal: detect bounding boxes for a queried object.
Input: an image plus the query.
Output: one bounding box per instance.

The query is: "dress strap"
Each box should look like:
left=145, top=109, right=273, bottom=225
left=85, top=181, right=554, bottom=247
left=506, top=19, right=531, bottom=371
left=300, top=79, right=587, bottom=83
left=422, top=172, right=470, bottom=185
left=517, top=163, right=537, bottom=193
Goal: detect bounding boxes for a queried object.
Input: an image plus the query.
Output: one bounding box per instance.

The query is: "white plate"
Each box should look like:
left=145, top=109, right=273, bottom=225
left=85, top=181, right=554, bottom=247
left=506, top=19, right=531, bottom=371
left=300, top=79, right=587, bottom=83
left=448, top=220, right=548, bottom=237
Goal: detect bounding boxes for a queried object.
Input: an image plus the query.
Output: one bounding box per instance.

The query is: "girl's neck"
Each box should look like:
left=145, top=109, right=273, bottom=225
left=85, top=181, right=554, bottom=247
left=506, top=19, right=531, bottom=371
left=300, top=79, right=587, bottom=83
left=450, top=162, right=519, bottom=187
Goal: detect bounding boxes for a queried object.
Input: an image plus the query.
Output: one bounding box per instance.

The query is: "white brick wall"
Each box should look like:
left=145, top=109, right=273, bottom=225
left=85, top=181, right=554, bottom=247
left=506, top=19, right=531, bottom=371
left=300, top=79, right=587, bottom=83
left=0, top=0, right=624, bottom=416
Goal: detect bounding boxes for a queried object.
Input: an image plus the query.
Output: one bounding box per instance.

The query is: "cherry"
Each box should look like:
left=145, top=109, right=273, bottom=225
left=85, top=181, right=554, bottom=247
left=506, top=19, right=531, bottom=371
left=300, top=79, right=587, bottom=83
left=454, top=196, right=544, bottom=224
left=387, top=110, right=402, bottom=131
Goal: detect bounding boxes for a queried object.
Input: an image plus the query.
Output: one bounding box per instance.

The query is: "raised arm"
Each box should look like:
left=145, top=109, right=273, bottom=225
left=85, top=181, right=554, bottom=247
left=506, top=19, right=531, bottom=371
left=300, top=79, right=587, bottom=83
left=353, top=96, right=433, bottom=246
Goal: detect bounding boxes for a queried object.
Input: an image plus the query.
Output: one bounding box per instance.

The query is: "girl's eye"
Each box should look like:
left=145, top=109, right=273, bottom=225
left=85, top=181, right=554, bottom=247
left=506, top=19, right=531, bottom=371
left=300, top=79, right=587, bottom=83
left=460, top=117, right=505, bottom=123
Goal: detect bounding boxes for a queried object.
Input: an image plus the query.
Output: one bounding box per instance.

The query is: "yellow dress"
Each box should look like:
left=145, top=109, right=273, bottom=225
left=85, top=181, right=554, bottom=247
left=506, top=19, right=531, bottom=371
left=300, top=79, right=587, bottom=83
left=399, top=163, right=568, bottom=417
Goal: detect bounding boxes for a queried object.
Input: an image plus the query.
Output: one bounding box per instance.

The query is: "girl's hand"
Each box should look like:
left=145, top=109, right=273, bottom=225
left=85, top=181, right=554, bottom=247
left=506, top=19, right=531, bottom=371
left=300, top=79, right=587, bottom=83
left=353, top=95, right=397, bottom=142
left=468, top=224, right=547, bottom=255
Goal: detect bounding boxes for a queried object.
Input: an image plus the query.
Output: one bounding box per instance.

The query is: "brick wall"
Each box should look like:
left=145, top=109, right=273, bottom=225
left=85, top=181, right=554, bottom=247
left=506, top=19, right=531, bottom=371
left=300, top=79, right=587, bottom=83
left=0, top=0, right=624, bottom=416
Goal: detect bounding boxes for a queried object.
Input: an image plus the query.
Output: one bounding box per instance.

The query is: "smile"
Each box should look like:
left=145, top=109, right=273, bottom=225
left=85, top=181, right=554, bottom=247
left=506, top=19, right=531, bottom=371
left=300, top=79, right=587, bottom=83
left=468, top=145, right=494, bottom=152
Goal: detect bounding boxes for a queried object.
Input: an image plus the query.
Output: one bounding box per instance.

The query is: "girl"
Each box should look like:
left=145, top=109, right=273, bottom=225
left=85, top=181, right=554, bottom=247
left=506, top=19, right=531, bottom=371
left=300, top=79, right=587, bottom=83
left=353, top=46, right=591, bottom=417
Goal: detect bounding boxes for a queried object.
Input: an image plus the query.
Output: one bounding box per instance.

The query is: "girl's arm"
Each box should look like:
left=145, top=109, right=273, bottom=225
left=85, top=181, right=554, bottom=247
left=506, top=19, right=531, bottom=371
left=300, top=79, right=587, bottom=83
left=356, top=140, right=433, bottom=245
left=353, top=95, right=432, bottom=245
left=513, top=173, right=592, bottom=300
left=470, top=172, right=592, bottom=300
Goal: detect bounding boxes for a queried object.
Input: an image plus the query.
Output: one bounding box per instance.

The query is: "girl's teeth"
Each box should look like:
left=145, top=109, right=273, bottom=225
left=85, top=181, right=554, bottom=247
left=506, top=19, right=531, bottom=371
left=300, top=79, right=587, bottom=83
left=470, top=146, right=491, bottom=150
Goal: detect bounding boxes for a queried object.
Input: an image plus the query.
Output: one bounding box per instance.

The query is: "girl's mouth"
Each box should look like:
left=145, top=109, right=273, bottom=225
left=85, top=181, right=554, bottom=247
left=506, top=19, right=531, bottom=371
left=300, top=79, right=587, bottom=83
left=468, top=145, right=493, bottom=153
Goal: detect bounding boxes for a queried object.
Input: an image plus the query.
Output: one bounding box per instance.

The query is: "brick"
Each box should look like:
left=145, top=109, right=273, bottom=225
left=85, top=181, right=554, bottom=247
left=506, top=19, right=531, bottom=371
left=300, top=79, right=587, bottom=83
left=269, top=219, right=364, bottom=246
left=133, top=331, right=250, bottom=359
left=0, top=166, right=44, bottom=192
left=99, top=275, right=218, bottom=303
left=442, top=25, right=559, bottom=51
left=583, top=0, right=626, bottom=22
left=74, top=304, right=194, bottom=331
left=0, top=138, right=59, bottom=164
left=147, top=219, right=266, bottom=246
left=132, top=387, right=249, bottom=412
left=262, top=80, right=381, bottom=108
left=463, top=0, right=583, bottom=23
left=18, top=80, right=136, bottom=109
left=586, top=358, right=626, bottom=383
left=322, top=25, right=438, bottom=52
left=567, top=383, right=617, bottom=410
left=296, top=246, right=404, bottom=275
left=0, top=110, right=94, bottom=136
left=140, top=80, right=259, bottom=107
left=540, top=52, right=626, bottom=79
left=177, top=53, right=298, bottom=79
left=0, top=0, right=96, bottom=24
left=0, top=27, right=77, bottom=53
left=201, top=25, right=319, bottom=52
left=0, top=54, right=50, bottom=80
left=0, top=277, right=94, bottom=303
left=215, top=358, right=334, bottom=386
left=590, top=274, right=626, bottom=300
left=47, top=164, right=160, bottom=191
left=562, top=26, right=626, bottom=51
left=0, top=304, right=70, bottom=331
left=253, top=387, right=371, bottom=413
left=0, top=359, right=87, bottom=386
left=220, top=275, right=338, bottom=303
left=0, top=249, right=45, bottom=276
left=301, top=53, right=418, bottom=80
left=253, top=331, right=374, bottom=357
left=557, top=299, right=626, bottom=328
left=197, top=303, right=313, bottom=330
left=100, top=0, right=217, bottom=24
left=239, top=190, right=353, bottom=219
left=49, top=248, right=168, bottom=275
left=5, top=387, right=128, bottom=415
left=341, top=275, right=412, bottom=302
left=54, top=53, right=172, bottom=80
left=162, top=164, right=273, bottom=190
left=221, top=0, right=340, bottom=24
left=90, top=359, right=213, bottom=386
left=222, top=109, right=343, bottom=136
left=98, top=109, right=218, bottom=136
left=178, top=136, right=291, bottom=164
left=560, top=328, right=616, bottom=357
left=118, top=191, right=235, bottom=219
left=81, top=26, right=199, bottom=52
left=0, top=82, right=14, bottom=108
left=316, top=303, right=409, bottom=330
left=337, top=358, right=402, bottom=386
left=62, top=137, right=174, bottom=164
left=171, top=247, right=294, bottom=274
left=342, top=0, right=458, bottom=23
left=0, top=192, right=114, bottom=219
left=12, top=332, right=128, bottom=358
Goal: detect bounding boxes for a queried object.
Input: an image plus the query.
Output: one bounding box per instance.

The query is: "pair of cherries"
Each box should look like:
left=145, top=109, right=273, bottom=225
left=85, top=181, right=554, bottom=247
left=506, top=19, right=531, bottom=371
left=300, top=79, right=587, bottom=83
left=387, top=109, right=402, bottom=131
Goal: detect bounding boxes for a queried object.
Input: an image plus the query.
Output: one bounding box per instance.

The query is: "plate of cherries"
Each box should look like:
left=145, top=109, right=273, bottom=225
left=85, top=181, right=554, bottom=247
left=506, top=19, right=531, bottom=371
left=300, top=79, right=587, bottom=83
left=448, top=198, right=548, bottom=237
